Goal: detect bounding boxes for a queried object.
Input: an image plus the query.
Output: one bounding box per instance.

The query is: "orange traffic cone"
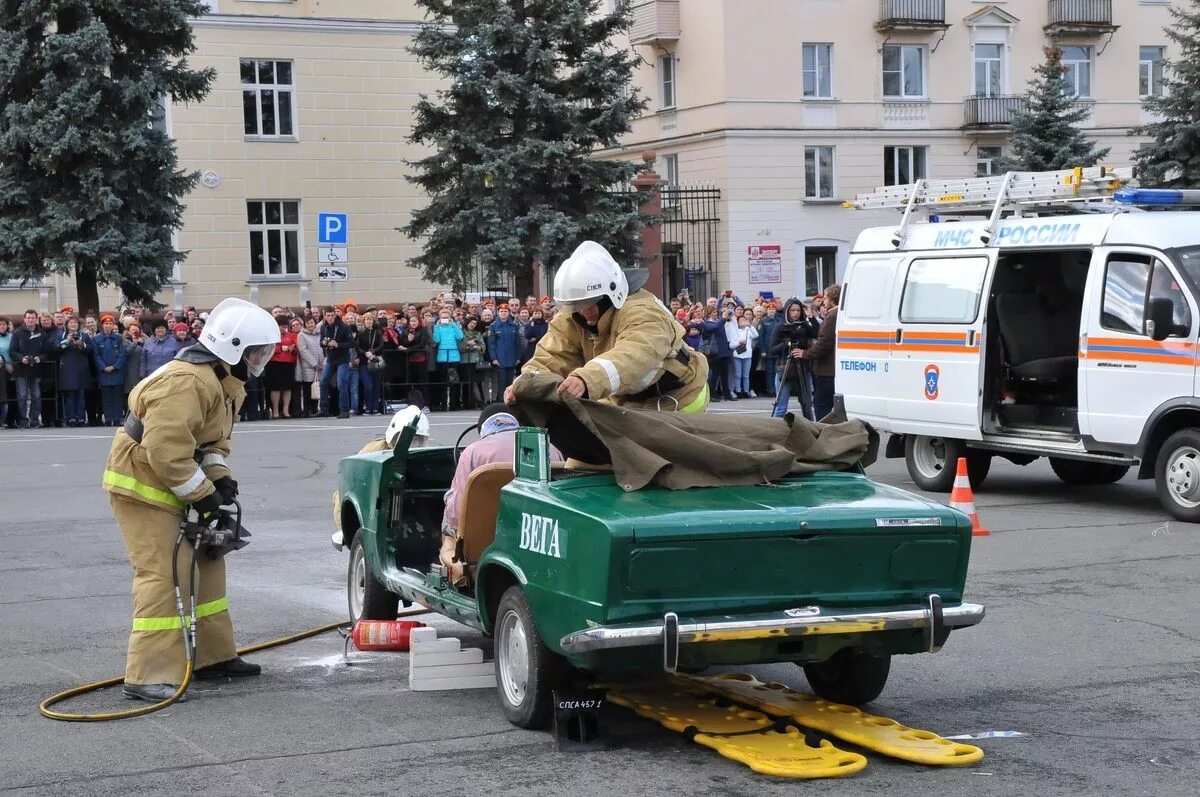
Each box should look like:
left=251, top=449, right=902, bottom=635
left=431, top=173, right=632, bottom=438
left=949, top=457, right=990, bottom=537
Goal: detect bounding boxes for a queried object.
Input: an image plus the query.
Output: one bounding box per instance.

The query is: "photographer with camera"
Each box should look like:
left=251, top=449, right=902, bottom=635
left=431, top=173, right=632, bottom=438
left=317, top=306, right=355, bottom=419
left=56, top=316, right=93, bottom=426
left=770, top=297, right=819, bottom=420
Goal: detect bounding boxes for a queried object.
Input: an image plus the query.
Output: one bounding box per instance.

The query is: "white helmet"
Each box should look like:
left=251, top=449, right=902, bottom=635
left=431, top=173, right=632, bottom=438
left=553, top=241, right=629, bottom=312
left=201, top=297, right=281, bottom=377
left=385, top=405, right=431, bottom=448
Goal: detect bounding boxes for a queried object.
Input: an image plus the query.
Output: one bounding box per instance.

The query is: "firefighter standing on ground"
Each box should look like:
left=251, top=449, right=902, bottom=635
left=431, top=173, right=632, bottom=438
left=102, top=298, right=280, bottom=703
left=505, top=241, right=709, bottom=412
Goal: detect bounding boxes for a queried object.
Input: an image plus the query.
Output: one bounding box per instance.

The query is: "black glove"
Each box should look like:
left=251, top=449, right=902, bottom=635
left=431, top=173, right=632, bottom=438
left=193, top=492, right=223, bottom=526
left=213, top=476, right=238, bottom=505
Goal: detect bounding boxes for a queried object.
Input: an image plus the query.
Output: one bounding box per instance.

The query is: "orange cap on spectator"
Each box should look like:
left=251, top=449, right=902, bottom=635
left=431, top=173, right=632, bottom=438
left=60, top=305, right=75, bottom=314
left=343, top=299, right=358, bottom=311
left=540, top=296, right=551, bottom=303
left=100, top=314, right=115, bottom=323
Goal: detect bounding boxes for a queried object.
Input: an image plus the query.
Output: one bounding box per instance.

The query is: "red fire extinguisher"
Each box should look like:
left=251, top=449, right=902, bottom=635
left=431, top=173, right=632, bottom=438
left=350, top=620, right=426, bottom=652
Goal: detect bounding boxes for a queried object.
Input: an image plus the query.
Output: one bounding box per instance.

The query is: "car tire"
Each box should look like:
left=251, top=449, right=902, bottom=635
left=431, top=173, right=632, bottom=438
left=1155, top=429, right=1200, bottom=522
left=801, top=648, right=891, bottom=706
left=347, top=534, right=399, bottom=623
left=1050, top=458, right=1130, bottom=486
left=905, top=435, right=967, bottom=492
left=494, top=585, right=566, bottom=729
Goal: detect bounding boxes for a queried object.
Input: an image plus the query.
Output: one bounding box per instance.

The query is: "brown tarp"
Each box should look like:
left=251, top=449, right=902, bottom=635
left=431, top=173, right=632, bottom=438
left=513, top=373, right=878, bottom=492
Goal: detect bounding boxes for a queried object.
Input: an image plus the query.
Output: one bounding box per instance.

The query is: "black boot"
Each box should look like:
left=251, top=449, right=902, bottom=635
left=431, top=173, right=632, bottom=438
left=123, top=683, right=185, bottom=703
left=194, top=657, right=262, bottom=680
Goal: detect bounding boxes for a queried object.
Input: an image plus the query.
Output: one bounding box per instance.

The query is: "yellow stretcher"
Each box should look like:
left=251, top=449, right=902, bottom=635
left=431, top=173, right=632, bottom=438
left=603, top=674, right=983, bottom=780
left=605, top=682, right=867, bottom=779
left=678, top=673, right=984, bottom=766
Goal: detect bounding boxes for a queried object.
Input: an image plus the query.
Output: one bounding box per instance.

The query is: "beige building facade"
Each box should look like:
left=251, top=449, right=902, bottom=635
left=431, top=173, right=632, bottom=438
left=1, top=0, right=441, bottom=316
left=608, top=0, right=1178, bottom=301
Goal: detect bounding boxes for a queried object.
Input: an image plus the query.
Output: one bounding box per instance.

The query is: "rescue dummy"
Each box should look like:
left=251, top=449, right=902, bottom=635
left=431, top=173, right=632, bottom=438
left=103, top=298, right=279, bottom=703
left=505, top=241, right=709, bottom=413
left=438, top=404, right=562, bottom=584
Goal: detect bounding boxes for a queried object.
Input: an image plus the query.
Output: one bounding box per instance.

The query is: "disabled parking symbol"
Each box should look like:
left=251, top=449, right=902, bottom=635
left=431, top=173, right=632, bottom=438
left=924, top=364, right=940, bottom=401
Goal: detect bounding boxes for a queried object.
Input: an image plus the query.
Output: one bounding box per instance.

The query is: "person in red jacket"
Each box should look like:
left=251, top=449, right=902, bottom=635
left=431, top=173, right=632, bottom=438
left=266, top=316, right=298, bottom=419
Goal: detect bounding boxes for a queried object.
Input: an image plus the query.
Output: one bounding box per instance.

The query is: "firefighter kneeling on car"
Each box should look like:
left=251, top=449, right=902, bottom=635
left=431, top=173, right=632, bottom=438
left=102, top=298, right=280, bottom=703
left=504, top=241, right=709, bottom=412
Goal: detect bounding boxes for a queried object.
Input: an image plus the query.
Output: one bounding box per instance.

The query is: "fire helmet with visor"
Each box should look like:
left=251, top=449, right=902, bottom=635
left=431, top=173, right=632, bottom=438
left=553, top=241, right=629, bottom=313
left=200, top=297, right=281, bottom=377
left=385, top=405, right=431, bottom=448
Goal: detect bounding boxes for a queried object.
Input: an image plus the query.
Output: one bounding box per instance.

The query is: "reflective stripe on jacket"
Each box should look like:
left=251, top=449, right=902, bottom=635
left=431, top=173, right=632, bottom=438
left=103, top=359, right=245, bottom=512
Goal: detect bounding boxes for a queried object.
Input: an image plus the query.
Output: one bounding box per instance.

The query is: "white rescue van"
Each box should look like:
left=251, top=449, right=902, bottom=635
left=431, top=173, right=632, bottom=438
left=838, top=168, right=1200, bottom=521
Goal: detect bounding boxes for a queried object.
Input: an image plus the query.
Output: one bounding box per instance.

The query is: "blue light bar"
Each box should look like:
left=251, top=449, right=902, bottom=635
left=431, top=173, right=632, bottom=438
left=1114, top=188, right=1196, bottom=206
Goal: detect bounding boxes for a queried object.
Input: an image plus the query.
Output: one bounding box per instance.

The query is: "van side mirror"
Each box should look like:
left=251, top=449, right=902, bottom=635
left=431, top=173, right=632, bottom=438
left=1146, top=298, right=1175, bottom=342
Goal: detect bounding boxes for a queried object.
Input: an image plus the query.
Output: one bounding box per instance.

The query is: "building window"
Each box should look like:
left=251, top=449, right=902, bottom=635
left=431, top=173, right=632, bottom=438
left=974, top=43, right=1003, bottom=98
left=1060, top=46, right=1092, bottom=99
left=804, top=146, right=835, bottom=199
left=662, top=153, right=679, bottom=208
left=803, top=43, right=833, bottom=99
left=884, top=146, right=927, bottom=186
left=658, top=54, right=676, bottom=110
left=804, top=248, right=838, bottom=297
left=1140, top=46, right=1166, bottom=98
left=247, top=200, right=301, bottom=277
left=241, top=59, right=295, bottom=138
left=882, top=45, right=925, bottom=99
left=976, top=146, right=1002, bottom=177
left=149, top=95, right=170, bottom=134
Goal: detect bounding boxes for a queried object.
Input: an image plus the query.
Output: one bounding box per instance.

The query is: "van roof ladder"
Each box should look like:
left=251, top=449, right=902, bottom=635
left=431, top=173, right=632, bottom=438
left=847, top=167, right=1133, bottom=249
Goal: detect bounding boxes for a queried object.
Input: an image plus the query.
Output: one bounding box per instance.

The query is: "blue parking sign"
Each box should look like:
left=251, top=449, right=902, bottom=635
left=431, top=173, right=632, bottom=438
left=317, top=213, right=348, bottom=245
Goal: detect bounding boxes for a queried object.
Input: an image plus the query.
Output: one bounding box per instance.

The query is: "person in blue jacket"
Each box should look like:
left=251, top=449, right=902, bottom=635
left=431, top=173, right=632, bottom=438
left=56, top=316, right=93, bottom=426
left=487, top=304, right=524, bottom=394
left=431, top=307, right=464, bottom=410
left=700, top=305, right=736, bottom=401
left=93, top=314, right=127, bottom=426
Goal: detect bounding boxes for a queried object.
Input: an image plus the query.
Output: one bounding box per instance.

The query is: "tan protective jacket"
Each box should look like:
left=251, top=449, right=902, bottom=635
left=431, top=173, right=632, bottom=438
left=103, top=359, right=245, bottom=513
left=518, top=289, right=709, bottom=411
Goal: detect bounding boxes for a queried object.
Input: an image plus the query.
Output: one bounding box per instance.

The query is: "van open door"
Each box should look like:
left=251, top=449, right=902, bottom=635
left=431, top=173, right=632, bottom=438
left=837, top=256, right=900, bottom=426
left=887, top=255, right=992, bottom=440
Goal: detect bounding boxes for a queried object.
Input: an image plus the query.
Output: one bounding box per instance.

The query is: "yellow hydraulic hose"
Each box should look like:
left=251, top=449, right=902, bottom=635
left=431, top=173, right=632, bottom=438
left=39, top=606, right=431, bottom=722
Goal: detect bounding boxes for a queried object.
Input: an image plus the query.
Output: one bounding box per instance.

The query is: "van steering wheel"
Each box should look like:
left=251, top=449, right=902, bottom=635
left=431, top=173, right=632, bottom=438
left=453, top=425, right=478, bottom=466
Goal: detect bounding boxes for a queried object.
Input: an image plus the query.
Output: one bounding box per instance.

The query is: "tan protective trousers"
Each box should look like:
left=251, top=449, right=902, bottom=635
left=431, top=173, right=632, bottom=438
left=111, top=495, right=236, bottom=685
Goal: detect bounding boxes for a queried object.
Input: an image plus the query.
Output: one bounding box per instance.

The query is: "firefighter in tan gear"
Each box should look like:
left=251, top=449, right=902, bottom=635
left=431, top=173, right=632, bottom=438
left=103, top=298, right=280, bottom=703
left=504, top=241, right=709, bottom=412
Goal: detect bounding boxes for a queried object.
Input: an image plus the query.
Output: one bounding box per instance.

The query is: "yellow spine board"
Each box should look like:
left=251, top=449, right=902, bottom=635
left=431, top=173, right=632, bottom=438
left=606, top=683, right=867, bottom=779
left=677, top=673, right=983, bottom=766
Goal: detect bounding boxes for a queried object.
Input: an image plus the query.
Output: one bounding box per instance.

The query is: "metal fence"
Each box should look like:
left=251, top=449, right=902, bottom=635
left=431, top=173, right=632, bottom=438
left=1048, top=0, right=1111, bottom=25
left=661, top=186, right=721, bottom=304
left=878, top=0, right=945, bottom=24
left=964, top=95, right=1028, bottom=128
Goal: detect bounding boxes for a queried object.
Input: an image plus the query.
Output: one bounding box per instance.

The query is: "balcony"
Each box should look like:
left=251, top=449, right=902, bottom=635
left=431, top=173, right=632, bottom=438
left=875, top=0, right=949, bottom=32
left=629, top=0, right=680, bottom=46
left=963, top=95, right=1028, bottom=129
left=1045, top=0, right=1117, bottom=37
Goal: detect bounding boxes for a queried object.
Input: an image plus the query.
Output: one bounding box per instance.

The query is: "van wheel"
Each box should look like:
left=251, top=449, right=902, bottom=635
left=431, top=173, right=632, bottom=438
left=347, top=535, right=399, bottom=623
left=802, top=648, right=891, bottom=706
left=1049, top=458, right=1130, bottom=486
left=905, top=436, right=961, bottom=491
left=1155, top=430, right=1200, bottom=522
left=494, top=585, right=566, bottom=729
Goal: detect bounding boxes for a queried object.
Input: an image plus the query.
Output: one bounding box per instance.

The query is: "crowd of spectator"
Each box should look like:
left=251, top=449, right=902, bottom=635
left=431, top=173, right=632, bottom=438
left=0, top=284, right=839, bottom=429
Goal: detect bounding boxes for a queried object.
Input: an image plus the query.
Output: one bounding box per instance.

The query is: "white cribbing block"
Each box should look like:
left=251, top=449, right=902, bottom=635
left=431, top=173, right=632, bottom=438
left=408, top=638, right=462, bottom=654
left=409, top=627, right=439, bottom=644
left=411, top=648, right=485, bottom=667
left=410, top=674, right=497, bottom=692
left=409, top=662, right=495, bottom=680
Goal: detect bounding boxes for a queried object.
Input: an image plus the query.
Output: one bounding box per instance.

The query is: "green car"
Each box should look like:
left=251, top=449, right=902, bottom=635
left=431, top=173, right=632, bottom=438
left=332, top=423, right=984, bottom=729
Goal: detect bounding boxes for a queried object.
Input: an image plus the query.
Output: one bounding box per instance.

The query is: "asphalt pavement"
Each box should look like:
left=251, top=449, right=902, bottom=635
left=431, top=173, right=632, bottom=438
left=1, top=398, right=1197, bottom=796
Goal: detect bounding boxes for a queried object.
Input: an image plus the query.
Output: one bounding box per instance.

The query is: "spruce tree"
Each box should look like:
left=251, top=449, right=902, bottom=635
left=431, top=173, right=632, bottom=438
left=0, top=1, right=214, bottom=313
left=998, top=47, right=1109, bottom=173
left=404, top=0, right=648, bottom=293
left=1132, top=0, right=1200, bottom=186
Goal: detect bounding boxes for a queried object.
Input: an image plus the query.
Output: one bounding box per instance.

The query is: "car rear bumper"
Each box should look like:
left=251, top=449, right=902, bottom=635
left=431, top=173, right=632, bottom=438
left=559, top=599, right=985, bottom=657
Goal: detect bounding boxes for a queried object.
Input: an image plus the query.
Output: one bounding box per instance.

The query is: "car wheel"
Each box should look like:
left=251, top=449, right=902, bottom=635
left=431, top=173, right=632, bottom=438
left=905, top=435, right=965, bottom=492
left=494, top=585, right=566, bottom=729
left=1155, top=430, right=1200, bottom=522
left=801, top=648, right=891, bottom=706
left=1050, top=458, right=1130, bottom=486
left=347, top=534, right=399, bottom=623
